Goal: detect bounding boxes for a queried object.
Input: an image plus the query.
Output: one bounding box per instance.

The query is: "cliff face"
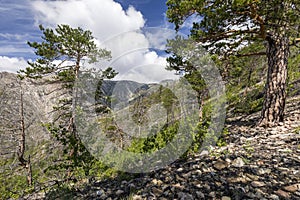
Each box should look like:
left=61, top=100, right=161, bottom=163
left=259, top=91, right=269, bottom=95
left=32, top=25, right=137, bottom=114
left=0, top=72, right=158, bottom=198
left=0, top=72, right=151, bottom=120
left=0, top=72, right=52, bottom=152
left=0, top=74, right=71, bottom=176
left=0, top=72, right=153, bottom=158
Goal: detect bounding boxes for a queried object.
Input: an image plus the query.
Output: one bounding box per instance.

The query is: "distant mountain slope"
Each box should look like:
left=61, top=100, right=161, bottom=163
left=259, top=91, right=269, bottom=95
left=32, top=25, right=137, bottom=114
left=0, top=72, right=155, bottom=159
left=0, top=72, right=160, bottom=198
left=100, top=80, right=151, bottom=109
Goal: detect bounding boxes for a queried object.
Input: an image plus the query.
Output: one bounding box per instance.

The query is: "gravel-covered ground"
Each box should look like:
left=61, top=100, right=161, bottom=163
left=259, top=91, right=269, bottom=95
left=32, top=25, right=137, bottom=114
left=25, top=96, right=300, bottom=200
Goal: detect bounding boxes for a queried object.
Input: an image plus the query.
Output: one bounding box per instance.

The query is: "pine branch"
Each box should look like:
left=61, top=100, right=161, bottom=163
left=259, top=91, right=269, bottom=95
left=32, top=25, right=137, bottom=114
left=290, top=38, right=300, bottom=47
left=199, top=29, right=260, bottom=43
left=236, top=51, right=266, bottom=57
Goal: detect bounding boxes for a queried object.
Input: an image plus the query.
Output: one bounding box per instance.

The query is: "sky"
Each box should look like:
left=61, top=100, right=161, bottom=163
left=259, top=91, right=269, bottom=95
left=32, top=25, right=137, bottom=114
left=0, top=0, right=190, bottom=83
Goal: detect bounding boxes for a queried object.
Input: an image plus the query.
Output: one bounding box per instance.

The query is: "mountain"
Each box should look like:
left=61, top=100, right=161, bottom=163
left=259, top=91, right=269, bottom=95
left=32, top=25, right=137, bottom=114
left=2, top=70, right=299, bottom=200
left=0, top=72, right=157, bottom=160
left=99, top=80, right=151, bottom=110
left=0, top=72, right=162, bottom=198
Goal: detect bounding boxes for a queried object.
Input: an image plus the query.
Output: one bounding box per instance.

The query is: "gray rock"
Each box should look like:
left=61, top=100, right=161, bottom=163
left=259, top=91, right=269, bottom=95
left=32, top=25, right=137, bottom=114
left=176, top=167, right=184, bottom=172
left=221, top=196, right=231, bottom=200
left=96, top=189, right=104, bottom=196
left=199, top=150, right=209, bottom=157
left=283, top=183, right=300, bottom=192
left=213, top=159, right=229, bottom=170
left=132, top=195, right=143, bottom=200
left=251, top=181, right=266, bottom=187
left=275, top=189, right=291, bottom=199
left=178, top=192, right=194, bottom=200
left=115, top=190, right=124, bottom=196
left=269, top=194, right=280, bottom=200
left=151, top=187, right=163, bottom=196
left=231, top=157, right=245, bottom=167
left=208, top=191, right=216, bottom=198
left=196, top=191, right=205, bottom=199
left=257, top=168, right=271, bottom=175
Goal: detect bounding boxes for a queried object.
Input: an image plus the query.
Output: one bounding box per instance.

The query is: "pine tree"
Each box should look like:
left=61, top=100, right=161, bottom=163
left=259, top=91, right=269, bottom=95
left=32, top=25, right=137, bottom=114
left=166, top=0, right=300, bottom=126
left=19, top=24, right=117, bottom=179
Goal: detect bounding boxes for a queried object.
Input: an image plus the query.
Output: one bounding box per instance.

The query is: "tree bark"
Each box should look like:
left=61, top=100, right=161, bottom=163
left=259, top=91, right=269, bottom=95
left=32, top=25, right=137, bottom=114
left=259, top=33, right=289, bottom=127
left=26, top=156, right=32, bottom=186
left=17, top=82, right=33, bottom=186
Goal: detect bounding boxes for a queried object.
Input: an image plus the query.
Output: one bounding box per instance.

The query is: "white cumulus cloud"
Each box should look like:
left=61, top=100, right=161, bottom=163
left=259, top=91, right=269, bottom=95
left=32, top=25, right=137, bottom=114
left=0, top=56, right=29, bottom=72
left=31, top=0, right=145, bottom=40
left=29, top=0, right=177, bottom=83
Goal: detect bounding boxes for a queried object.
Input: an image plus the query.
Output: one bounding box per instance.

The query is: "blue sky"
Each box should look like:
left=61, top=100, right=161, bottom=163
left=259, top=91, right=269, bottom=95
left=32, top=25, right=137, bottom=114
left=0, top=0, right=185, bottom=82
left=0, top=0, right=36, bottom=58
left=115, top=0, right=169, bottom=27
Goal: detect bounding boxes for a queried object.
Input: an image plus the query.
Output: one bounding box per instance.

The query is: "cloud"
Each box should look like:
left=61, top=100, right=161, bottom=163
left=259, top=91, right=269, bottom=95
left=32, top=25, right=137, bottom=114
left=115, top=52, right=176, bottom=83
left=31, top=0, right=145, bottom=40
left=144, top=28, right=177, bottom=50
left=0, top=33, right=34, bottom=56
left=0, top=45, right=31, bottom=55
left=29, top=0, right=177, bottom=83
left=0, top=33, right=28, bottom=41
left=0, top=56, right=29, bottom=72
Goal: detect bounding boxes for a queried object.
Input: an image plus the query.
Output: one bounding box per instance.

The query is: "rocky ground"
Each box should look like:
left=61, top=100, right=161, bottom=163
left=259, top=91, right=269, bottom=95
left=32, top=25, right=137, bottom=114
left=25, top=96, right=300, bottom=200
left=78, top=96, right=300, bottom=200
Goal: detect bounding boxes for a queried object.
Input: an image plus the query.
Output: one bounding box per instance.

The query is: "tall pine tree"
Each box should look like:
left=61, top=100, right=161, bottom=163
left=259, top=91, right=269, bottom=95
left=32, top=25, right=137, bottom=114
left=167, top=0, right=300, bottom=126
left=19, top=24, right=117, bottom=178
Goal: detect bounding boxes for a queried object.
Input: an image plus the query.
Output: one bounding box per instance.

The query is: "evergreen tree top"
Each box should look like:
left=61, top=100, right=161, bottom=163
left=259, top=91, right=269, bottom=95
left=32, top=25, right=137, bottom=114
left=166, top=0, right=300, bottom=56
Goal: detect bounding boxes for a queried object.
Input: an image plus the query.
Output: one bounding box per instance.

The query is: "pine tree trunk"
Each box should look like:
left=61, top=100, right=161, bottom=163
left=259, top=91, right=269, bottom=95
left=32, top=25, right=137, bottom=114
left=259, top=34, right=289, bottom=127
left=26, top=156, right=32, bottom=186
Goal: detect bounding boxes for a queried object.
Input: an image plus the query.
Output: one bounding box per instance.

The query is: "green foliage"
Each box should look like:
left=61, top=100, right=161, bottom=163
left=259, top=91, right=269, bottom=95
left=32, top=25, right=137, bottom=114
left=230, top=84, right=264, bottom=114
left=188, top=102, right=228, bottom=154
left=126, top=98, right=225, bottom=158
left=0, top=174, right=29, bottom=199
left=166, top=36, right=207, bottom=91
left=223, top=42, right=299, bottom=115
left=127, top=122, right=180, bottom=154
left=293, top=126, right=300, bottom=134
left=44, top=123, right=95, bottom=176
left=243, top=141, right=255, bottom=158
left=166, top=0, right=300, bottom=126
left=165, top=36, right=211, bottom=125
left=287, top=46, right=300, bottom=95
left=220, top=42, right=267, bottom=114
left=2, top=12, right=299, bottom=197
left=88, top=160, right=119, bottom=179
left=166, top=0, right=300, bottom=56
left=226, top=43, right=267, bottom=84
left=19, top=24, right=111, bottom=79
left=188, top=121, right=210, bottom=153
left=0, top=152, right=40, bottom=199
left=17, top=24, right=118, bottom=188
left=130, top=85, right=180, bottom=127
